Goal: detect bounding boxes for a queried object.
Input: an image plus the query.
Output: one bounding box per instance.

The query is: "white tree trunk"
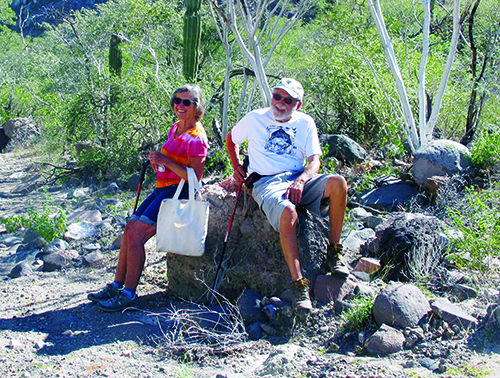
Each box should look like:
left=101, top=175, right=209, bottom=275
left=418, top=0, right=431, bottom=147
left=367, top=0, right=420, bottom=153
left=426, top=0, right=460, bottom=139
left=208, top=0, right=317, bottom=109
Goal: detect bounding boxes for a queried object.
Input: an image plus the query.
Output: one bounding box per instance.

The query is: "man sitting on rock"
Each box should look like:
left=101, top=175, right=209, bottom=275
left=226, top=78, right=349, bottom=313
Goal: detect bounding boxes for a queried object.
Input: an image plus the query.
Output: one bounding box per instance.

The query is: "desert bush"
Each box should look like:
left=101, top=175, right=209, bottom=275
left=340, top=296, right=376, bottom=334
left=0, top=205, right=66, bottom=242
left=470, top=125, right=500, bottom=170
left=446, top=183, right=500, bottom=273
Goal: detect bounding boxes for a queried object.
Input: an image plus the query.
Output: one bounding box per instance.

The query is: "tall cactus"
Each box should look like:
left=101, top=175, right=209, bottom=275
left=183, top=0, right=202, bottom=82
left=109, top=34, right=122, bottom=77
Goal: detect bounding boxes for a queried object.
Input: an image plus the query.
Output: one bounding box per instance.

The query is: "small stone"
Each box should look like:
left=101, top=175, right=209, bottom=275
left=8, top=339, right=23, bottom=349
left=327, top=342, right=340, bottom=353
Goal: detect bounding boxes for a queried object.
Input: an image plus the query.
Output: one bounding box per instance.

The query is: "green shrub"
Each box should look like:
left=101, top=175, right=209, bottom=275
left=1, top=205, right=66, bottom=242
left=446, top=183, right=500, bottom=272
left=470, top=126, right=500, bottom=170
left=340, top=296, right=376, bottom=334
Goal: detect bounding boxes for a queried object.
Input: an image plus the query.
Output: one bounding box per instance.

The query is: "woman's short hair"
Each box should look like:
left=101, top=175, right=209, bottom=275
left=170, top=84, right=205, bottom=120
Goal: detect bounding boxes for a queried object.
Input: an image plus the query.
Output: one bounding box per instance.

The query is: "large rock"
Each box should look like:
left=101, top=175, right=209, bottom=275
left=361, top=213, right=445, bottom=281
left=0, top=128, right=10, bottom=152
left=2, top=118, right=39, bottom=141
left=166, top=181, right=329, bottom=303
left=364, top=324, right=405, bottom=356
left=412, top=139, right=473, bottom=189
left=357, top=176, right=422, bottom=211
left=373, top=283, right=431, bottom=329
left=320, top=134, right=367, bottom=165
left=430, top=298, right=478, bottom=331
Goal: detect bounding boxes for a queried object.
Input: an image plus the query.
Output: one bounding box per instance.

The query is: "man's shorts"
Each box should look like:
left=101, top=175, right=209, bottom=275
left=252, top=171, right=333, bottom=232
left=130, top=184, right=189, bottom=226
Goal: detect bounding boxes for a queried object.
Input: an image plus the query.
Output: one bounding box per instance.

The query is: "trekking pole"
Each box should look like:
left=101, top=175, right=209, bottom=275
left=210, top=156, right=249, bottom=304
left=210, top=179, right=244, bottom=304
left=133, top=161, right=149, bottom=213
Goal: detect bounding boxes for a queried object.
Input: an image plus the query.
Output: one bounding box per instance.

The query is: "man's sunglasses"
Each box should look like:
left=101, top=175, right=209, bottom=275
left=272, top=93, right=296, bottom=105
left=173, top=97, right=196, bottom=106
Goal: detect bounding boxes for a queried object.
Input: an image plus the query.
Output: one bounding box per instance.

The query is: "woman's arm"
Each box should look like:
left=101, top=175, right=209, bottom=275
left=148, top=151, right=206, bottom=181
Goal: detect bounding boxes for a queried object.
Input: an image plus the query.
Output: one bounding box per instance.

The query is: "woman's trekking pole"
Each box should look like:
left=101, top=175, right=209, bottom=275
left=133, top=161, right=149, bottom=214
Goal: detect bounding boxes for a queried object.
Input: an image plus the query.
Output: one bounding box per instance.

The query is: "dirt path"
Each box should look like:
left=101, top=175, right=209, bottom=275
left=1, top=150, right=500, bottom=378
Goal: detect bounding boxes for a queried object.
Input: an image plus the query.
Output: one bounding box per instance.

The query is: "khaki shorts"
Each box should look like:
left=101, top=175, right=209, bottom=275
left=252, top=171, right=333, bottom=231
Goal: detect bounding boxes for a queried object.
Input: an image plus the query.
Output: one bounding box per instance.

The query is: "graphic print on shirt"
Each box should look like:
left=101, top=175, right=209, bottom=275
left=264, top=125, right=297, bottom=156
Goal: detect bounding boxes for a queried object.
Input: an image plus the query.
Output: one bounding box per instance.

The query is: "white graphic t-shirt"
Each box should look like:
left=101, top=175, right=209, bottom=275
left=231, top=107, right=322, bottom=175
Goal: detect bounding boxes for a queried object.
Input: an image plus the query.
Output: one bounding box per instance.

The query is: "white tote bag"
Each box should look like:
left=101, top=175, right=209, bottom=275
left=156, top=167, right=209, bottom=256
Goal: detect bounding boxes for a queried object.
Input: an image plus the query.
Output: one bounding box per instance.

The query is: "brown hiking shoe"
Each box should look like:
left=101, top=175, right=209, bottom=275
left=326, top=242, right=350, bottom=278
left=290, top=278, right=313, bottom=312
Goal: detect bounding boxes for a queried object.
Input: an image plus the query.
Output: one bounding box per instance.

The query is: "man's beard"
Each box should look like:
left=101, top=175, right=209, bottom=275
left=272, top=104, right=295, bottom=122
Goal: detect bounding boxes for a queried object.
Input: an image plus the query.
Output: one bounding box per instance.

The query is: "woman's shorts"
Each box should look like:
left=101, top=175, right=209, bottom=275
left=129, top=184, right=189, bottom=226
left=252, top=172, right=333, bottom=232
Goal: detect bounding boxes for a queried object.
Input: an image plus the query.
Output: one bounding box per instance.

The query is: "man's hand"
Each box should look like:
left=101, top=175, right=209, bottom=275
left=233, top=163, right=247, bottom=183
left=285, top=178, right=306, bottom=205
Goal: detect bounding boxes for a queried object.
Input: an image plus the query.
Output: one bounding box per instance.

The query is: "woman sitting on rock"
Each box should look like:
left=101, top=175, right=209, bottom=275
left=87, top=84, right=209, bottom=312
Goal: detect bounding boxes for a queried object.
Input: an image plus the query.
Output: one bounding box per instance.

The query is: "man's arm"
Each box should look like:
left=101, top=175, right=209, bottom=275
left=226, top=131, right=246, bottom=183
left=285, top=154, right=321, bottom=205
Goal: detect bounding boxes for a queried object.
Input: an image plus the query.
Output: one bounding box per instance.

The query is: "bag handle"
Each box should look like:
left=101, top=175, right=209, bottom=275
left=172, top=167, right=201, bottom=201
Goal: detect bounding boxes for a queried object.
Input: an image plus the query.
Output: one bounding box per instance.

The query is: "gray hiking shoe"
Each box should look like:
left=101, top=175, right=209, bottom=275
left=290, top=278, right=313, bottom=313
left=87, top=283, right=121, bottom=302
left=326, top=242, right=350, bottom=278
left=98, top=291, right=139, bottom=312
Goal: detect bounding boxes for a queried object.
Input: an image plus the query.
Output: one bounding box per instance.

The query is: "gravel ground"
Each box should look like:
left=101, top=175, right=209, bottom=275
left=1, top=150, right=500, bottom=378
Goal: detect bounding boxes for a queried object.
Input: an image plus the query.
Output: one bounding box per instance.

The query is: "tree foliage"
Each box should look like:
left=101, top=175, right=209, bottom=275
left=1, top=0, right=499, bottom=181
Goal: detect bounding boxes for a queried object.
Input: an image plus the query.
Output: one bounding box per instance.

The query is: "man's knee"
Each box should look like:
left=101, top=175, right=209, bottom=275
left=326, top=175, right=348, bottom=197
left=280, top=205, right=298, bottom=227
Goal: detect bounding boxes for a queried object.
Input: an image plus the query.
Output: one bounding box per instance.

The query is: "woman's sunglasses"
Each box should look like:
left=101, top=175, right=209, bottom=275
left=173, top=97, right=196, bottom=106
left=272, top=93, right=296, bottom=105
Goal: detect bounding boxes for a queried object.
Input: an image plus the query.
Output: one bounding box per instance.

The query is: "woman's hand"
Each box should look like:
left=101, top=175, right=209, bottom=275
left=148, top=151, right=166, bottom=172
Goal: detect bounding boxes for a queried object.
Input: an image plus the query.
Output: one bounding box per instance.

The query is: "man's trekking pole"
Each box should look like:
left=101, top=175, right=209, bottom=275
left=210, top=180, right=244, bottom=304
left=210, top=156, right=249, bottom=304
left=133, top=161, right=149, bottom=213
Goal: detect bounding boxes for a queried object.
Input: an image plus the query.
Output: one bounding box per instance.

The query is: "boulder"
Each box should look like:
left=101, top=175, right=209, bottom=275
left=412, top=139, right=473, bottom=189
left=357, top=180, right=422, bottom=211
left=361, top=213, right=445, bottom=281
left=373, top=283, right=431, bottom=329
left=314, top=275, right=356, bottom=304
left=64, top=222, right=98, bottom=241
left=2, top=118, right=39, bottom=141
left=364, top=324, right=405, bottom=356
left=0, top=128, right=10, bottom=152
left=430, top=298, right=478, bottom=331
left=320, top=134, right=367, bottom=165
left=166, top=181, right=329, bottom=303
left=10, top=261, right=34, bottom=278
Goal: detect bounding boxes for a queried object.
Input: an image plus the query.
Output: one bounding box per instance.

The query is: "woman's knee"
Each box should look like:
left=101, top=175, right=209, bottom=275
left=125, top=221, right=155, bottom=244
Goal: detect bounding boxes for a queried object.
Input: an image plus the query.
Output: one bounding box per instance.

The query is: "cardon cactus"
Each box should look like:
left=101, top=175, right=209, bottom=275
left=183, top=0, right=202, bottom=81
left=109, top=34, right=122, bottom=76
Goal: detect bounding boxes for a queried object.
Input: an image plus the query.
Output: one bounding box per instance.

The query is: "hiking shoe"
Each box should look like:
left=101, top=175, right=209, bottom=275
left=290, top=278, right=313, bottom=313
left=326, top=242, right=350, bottom=278
left=98, top=291, right=139, bottom=312
left=87, top=284, right=121, bottom=302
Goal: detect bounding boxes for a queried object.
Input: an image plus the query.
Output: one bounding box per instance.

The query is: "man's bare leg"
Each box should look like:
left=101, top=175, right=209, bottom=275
left=323, top=175, right=349, bottom=277
left=280, top=205, right=313, bottom=312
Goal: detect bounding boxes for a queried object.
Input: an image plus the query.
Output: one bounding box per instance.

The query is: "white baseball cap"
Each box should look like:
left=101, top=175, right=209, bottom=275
left=272, top=78, right=304, bottom=101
